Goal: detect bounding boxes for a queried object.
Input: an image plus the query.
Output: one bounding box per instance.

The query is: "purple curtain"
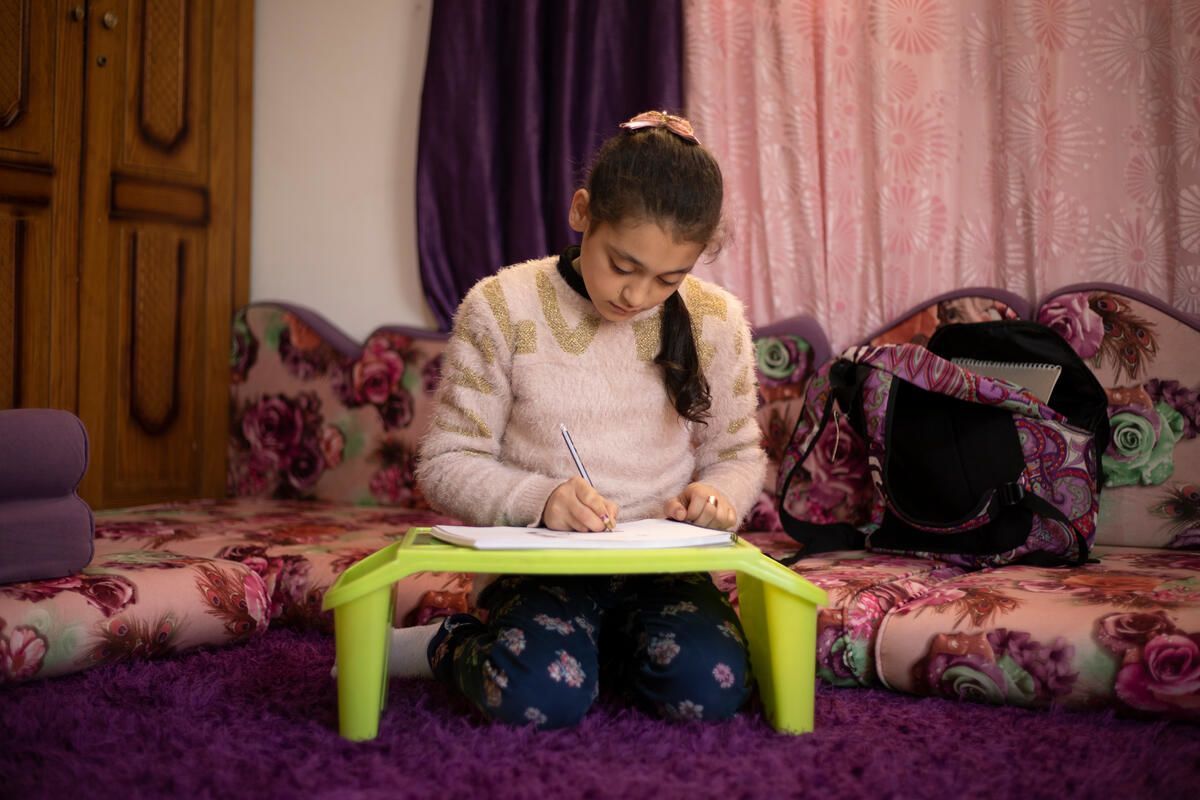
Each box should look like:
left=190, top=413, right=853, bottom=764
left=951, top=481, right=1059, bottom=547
left=416, top=0, right=684, bottom=330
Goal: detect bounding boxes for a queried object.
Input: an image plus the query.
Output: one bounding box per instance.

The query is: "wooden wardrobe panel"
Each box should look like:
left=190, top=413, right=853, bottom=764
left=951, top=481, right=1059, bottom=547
left=0, top=212, right=53, bottom=409
left=0, top=217, right=19, bottom=407
left=121, top=0, right=207, bottom=178
left=0, top=1, right=84, bottom=412
left=104, top=226, right=206, bottom=495
left=77, top=0, right=247, bottom=508
left=0, top=0, right=54, bottom=159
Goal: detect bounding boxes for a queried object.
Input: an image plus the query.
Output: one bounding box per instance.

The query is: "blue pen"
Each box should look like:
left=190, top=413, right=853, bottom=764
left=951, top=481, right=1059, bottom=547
left=559, top=423, right=612, bottom=530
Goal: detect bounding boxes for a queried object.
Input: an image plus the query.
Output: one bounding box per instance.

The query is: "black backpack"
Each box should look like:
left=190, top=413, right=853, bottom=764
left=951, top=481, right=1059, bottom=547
left=776, top=321, right=1110, bottom=567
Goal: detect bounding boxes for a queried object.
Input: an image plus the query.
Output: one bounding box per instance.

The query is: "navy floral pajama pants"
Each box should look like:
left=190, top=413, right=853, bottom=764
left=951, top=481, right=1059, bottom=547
left=428, top=573, right=752, bottom=729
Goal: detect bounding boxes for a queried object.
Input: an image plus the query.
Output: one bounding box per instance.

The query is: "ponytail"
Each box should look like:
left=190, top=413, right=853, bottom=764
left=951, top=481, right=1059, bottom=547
left=656, top=292, right=711, bottom=424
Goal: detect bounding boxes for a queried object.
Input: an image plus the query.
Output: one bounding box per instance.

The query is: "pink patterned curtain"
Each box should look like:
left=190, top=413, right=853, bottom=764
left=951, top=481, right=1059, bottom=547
left=684, top=0, right=1200, bottom=349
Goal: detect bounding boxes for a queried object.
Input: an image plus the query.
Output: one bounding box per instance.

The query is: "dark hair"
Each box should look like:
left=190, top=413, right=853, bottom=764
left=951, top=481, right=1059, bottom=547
left=584, top=122, right=723, bottom=424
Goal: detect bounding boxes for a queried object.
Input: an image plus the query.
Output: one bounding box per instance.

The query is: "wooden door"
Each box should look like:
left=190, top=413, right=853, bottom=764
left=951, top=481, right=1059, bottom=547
left=0, top=0, right=84, bottom=410
left=76, top=0, right=251, bottom=508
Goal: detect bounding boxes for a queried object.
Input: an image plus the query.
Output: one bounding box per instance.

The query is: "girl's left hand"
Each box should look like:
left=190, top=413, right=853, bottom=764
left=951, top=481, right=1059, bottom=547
left=664, top=483, right=736, bottom=531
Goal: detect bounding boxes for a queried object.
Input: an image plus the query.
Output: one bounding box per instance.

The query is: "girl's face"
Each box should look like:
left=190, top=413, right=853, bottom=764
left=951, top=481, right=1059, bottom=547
left=568, top=189, right=705, bottom=323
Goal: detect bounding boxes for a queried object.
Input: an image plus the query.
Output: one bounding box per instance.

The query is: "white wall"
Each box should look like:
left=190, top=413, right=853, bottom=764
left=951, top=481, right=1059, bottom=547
left=251, top=0, right=436, bottom=339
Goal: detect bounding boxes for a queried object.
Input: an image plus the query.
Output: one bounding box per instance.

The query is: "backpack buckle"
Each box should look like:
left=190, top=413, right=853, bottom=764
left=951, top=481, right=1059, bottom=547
left=998, top=482, right=1026, bottom=506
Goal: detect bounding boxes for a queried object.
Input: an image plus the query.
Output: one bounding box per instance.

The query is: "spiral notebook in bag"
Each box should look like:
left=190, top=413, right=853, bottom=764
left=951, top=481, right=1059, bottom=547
left=951, top=359, right=1062, bottom=403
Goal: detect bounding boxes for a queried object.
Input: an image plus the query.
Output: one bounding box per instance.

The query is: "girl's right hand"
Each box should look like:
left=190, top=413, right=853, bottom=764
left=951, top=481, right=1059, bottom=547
left=541, top=477, right=619, bottom=532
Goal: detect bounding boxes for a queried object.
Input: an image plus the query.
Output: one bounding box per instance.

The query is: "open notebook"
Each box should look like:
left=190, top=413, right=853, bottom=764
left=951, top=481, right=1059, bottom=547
left=429, top=519, right=735, bottom=550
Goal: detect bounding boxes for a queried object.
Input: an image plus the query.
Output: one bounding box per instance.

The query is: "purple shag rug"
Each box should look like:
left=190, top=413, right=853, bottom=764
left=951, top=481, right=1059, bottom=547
left=2, top=630, right=1197, bottom=800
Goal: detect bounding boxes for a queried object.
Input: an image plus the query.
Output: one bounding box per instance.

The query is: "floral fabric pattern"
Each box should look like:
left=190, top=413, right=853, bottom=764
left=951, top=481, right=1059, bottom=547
left=228, top=306, right=448, bottom=506
left=1038, top=289, right=1199, bottom=548
left=741, top=328, right=817, bottom=532
left=93, top=498, right=466, bottom=633
left=877, top=546, right=1200, bottom=717
left=0, top=554, right=269, bottom=683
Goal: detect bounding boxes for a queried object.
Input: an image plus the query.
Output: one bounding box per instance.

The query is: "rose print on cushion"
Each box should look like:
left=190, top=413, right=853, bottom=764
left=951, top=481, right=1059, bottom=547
left=230, top=392, right=344, bottom=499
left=1145, top=379, right=1200, bottom=440
left=751, top=332, right=815, bottom=532
left=1037, top=293, right=1104, bottom=359
left=913, top=630, right=1079, bottom=708
left=815, top=608, right=858, bottom=687
left=985, top=628, right=1078, bottom=705
left=334, top=332, right=422, bottom=431
left=1095, top=612, right=1200, bottom=718
left=0, top=574, right=138, bottom=618
left=0, top=618, right=48, bottom=683
left=1103, top=402, right=1184, bottom=487
left=755, top=334, right=811, bottom=402
left=369, top=439, right=429, bottom=508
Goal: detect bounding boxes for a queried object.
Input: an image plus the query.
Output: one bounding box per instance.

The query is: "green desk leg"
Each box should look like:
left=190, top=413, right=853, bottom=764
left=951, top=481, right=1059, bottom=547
left=738, top=572, right=818, bottom=734
left=333, top=585, right=394, bottom=741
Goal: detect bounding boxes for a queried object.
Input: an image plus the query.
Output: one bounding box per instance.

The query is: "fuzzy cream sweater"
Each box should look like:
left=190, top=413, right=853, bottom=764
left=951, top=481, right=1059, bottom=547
left=416, top=255, right=766, bottom=528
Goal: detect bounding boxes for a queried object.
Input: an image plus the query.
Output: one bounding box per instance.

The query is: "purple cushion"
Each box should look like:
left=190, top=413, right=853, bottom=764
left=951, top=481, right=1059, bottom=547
left=0, top=409, right=89, bottom=499
left=0, top=409, right=94, bottom=584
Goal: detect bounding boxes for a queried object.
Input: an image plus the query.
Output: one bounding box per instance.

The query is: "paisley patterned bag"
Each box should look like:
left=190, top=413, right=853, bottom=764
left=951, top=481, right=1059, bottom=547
left=778, top=322, right=1110, bottom=568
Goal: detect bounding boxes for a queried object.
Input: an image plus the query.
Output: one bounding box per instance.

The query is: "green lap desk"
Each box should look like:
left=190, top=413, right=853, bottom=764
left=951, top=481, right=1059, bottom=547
left=322, top=528, right=828, bottom=739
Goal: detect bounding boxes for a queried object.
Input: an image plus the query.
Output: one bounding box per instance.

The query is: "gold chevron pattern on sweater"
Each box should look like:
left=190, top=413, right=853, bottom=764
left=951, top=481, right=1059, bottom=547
left=536, top=270, right=600, bottom=355
left=453, top=324, right=498, bottom=365
left=447, top=356, right=495, bottom=395
left=683, top=277, right=727, bottom=368
left=633, top=312, right=662, bottom=362
left=482, top=278, right=536, bottom=355
left=434, top=397, right=492, bottom=439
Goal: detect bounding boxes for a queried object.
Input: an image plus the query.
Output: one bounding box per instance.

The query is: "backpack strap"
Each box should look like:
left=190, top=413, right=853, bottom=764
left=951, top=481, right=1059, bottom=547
left=1003, top=486, right=1092, bottom=567
left=776, top=360, right=872, bottom=562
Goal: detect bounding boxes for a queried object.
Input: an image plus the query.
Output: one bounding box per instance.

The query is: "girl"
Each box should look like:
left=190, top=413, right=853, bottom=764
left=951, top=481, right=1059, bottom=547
left=408, top=111, right=766, bottom=728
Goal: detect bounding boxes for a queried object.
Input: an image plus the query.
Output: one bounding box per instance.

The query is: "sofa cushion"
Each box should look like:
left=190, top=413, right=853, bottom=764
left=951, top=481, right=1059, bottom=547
left=0, top=552, right=268, bottom=684
left=875, top=546, right=1200, bottom=718
left=228, top=304, right=448, bottom=507
left=1037, top=286, right=1199, bottom=549
left=0, top=409, right=94, bottom=585
left=93, top=498, right=469, bottom=632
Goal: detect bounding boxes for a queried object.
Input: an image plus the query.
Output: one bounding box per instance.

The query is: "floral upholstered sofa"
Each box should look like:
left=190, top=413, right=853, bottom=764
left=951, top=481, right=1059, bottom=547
left=2, top=285, right=1197, bottom=721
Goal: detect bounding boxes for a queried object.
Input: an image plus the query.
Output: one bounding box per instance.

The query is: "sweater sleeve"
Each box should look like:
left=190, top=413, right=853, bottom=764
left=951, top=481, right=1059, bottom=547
left=416, top=278, right=561, bottom=526
left=690, top=292, right=767, bottom=525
